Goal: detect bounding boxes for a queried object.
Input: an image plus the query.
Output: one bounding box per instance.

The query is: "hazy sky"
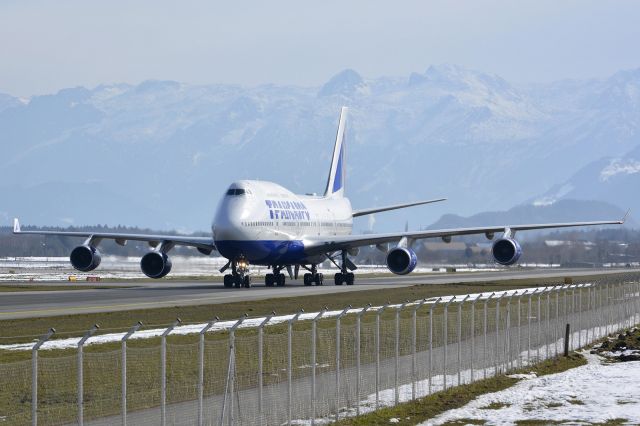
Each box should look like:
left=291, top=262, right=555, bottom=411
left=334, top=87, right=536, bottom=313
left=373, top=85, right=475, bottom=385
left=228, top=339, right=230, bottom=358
left=1, top=0, right=639, bottom=96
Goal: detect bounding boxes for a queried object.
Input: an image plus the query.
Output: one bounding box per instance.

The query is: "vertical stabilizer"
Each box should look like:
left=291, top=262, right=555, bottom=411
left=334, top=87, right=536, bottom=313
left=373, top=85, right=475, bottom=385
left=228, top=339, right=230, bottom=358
left=324, top=106, right=348, bottom=198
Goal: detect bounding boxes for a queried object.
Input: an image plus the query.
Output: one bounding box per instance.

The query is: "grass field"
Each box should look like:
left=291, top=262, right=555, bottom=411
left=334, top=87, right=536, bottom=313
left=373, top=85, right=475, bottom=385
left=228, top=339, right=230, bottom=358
left=0, top=275, right=582, bottom=346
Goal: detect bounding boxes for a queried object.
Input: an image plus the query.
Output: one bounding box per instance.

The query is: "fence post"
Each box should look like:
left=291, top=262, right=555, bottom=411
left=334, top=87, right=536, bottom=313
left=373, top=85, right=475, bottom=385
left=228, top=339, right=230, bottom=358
left=375, top=302, right=389, bottom=409
left=527, top=290, right=536, bottom=365
left=161, top=319, right=180, bottom=426
left=545, top=288, right=553, bottom=360
left=505, top=292, right=516, bottom=372
left=538, top=288, right=547, bottom=360
left=578, top=285, right=584, bottom=348
left=356, top=304, right=371, bottom=415
left=570, top=286, right=576, bottom=350
left=495, top=293, right=506, bottom=375
left=517, top=291, right=527, bottom=369
left=77, top=324, right=99, bottom=426
left=258, top=312, right=274, bottom=426
left=555, top=287, right=561, bottom=357
left=428, top=298, right=441, bottom=394
left=443, top=296, right=455, bottom=390
left=393, top=301, right=408, bottom=405
left=288, top=309, right=304, bottom=426
left=411, top=300, right=426, bottom=400
left=220, top=314, right=247, bottom=426
left=470, top=294, right=482, bottom=381
left=483, top=293, right=494, bottom=379
left=122, top=322, right=142, bottom=426
left=31, top=328, right=55, bottom=426
left=197, top=318, right=218, bottom=426
left=457, top=295, right=470, bottom=385
left=311, top=308, right=327, bottom=425
left=335, top=305, right=352, bottom=421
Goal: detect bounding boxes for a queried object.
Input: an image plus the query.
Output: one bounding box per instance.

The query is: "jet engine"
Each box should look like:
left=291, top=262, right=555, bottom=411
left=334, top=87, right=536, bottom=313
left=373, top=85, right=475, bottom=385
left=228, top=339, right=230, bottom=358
left=70, top=245, right=102, bottom=272
left=492, top=238, right=523, bottom=266
left=140, top=252, right=173, bottom=279
left=386, top=247, right=418, bottom=275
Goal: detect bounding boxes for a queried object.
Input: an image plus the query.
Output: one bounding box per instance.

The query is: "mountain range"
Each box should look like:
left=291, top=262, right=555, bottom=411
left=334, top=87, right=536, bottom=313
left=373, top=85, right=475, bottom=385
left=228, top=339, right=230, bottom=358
left=1, top=65, right=638, bottom=232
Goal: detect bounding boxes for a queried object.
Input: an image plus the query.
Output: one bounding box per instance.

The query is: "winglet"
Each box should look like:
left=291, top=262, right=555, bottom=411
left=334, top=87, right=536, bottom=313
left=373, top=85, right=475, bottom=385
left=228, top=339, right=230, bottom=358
left=13, top=218, right=21, bottom=233
left=622, top=209, right=631, bottom=224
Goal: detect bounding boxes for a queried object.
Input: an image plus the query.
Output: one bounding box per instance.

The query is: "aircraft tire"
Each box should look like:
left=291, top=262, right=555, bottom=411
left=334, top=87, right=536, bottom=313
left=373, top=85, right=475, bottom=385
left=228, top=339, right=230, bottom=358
left=265, top=274, right=275, bottom=287
left=223, top=274, right=233, bottom=288
left=277, top=273, right=286, bottom=287
left=334, top=273, right=344, bottom=286
left=234, top=275, right=242, bottom=288
left=243, top=276, right=251, bottom=288
left=303, top=273, right=312, bottom=286
left=314, top=273, right=323, bottom=286
left=346, top=273, right=355, bottom=285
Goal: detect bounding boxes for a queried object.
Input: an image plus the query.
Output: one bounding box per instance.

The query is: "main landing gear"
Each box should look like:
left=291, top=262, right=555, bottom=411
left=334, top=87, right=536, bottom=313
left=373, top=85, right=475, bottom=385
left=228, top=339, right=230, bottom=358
left=333, top=250, right=355, bottom=286
left=303, top=264, right=323, bottom=286
left=223, top=259, right=251, bottom=289
left=265, top=265, right=286, bottom=287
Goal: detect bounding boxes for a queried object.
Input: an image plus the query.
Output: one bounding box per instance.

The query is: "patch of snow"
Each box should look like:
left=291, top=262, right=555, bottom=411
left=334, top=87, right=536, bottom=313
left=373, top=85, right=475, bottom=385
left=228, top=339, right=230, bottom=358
left=506, top=373, right=537, bottom=379
left=600, top=158, right=640, bottom=181
left=422, top=353, right=640, bottom=425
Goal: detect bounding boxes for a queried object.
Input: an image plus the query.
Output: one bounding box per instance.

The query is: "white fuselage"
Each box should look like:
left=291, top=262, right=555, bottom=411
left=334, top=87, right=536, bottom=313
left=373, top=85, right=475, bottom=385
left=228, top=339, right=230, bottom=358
left=212, top=180, right=352, bottom=265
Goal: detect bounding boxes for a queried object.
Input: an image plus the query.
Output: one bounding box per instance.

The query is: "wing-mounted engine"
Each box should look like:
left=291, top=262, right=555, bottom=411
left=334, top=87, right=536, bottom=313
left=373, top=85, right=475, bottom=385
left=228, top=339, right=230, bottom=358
left=70, top=245, right=102, bottom=272
left=492, top=238, right=523, bottom=265
left=386, top=247, right=418, bottom=275
left=140, top=252, right=173, bottom=279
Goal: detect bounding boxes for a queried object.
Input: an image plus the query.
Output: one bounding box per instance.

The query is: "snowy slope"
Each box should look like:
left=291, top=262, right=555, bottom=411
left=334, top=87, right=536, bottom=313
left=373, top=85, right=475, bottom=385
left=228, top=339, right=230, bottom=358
left=424, top=353, right=640, bottom=425
left=2, top=65, right=640, bottom=231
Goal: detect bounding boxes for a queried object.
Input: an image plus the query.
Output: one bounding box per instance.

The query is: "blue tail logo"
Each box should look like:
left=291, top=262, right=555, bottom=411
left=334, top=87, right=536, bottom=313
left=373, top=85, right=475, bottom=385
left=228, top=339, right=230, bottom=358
left=324, top=107, right=347, bottom=197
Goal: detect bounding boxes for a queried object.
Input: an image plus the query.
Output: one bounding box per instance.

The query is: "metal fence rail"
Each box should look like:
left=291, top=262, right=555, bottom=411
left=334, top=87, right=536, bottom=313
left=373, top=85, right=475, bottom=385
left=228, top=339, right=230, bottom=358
left=1, top=273, right=639, bottom=425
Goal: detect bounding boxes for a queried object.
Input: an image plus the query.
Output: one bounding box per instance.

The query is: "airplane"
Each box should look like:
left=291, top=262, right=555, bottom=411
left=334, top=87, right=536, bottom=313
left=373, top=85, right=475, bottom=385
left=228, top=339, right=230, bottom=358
left=13, top=107, right=628, bottom=288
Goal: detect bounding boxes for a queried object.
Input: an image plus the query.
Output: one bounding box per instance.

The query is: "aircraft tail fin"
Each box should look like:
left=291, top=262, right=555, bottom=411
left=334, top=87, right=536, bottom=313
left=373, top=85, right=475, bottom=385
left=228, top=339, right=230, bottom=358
left=324, top=106, right=348, bottom=198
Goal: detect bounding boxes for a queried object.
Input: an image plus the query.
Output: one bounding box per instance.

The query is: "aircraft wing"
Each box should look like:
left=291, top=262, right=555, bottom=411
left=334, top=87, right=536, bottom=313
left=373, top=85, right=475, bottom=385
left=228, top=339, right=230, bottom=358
left=352, top=198, right=447, bottom=217
left=304, top=215, right=628, bottom=255
left=12, top=218, right=216, bottom=252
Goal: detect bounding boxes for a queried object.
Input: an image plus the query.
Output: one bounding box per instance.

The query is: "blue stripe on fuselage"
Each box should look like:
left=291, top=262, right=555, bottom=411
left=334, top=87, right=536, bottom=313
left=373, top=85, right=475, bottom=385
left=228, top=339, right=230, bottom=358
left=215, top=240, right=308, bottom=264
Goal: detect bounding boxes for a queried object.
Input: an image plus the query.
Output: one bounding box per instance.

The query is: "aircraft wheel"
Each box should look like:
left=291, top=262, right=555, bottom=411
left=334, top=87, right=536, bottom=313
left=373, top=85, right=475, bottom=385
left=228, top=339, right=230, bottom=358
left=265, top=273, right=275, bottom=287
left=314, top=273, right=323, bottom=286
left=234, top=275, right=242, bottom=288
left=277, top=273, right=286, bottom=287
left=346, top=272, right=355, bottom=285
left=303, top=273, right=312, bottom=286
left=334, top=273, right=344, bottom=286
left=243, top=276, right=251, bottom=288
left=223, top=274, right=233, bottom=288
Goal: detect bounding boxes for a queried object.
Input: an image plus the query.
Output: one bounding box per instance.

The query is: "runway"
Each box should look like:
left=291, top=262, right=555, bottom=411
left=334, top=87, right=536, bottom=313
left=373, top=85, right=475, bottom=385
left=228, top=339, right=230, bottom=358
left=0, top=268, right=634, bottom=320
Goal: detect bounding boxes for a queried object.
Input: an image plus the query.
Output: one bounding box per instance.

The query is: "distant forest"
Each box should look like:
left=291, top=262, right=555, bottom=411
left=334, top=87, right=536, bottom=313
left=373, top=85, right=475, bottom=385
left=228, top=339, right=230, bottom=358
left=1, top=225, right=639, bottom=266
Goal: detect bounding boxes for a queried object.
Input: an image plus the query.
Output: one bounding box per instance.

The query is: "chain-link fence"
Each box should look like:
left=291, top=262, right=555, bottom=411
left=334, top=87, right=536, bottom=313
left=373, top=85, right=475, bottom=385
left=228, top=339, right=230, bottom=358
left=2, top=273, right=639, bottom=425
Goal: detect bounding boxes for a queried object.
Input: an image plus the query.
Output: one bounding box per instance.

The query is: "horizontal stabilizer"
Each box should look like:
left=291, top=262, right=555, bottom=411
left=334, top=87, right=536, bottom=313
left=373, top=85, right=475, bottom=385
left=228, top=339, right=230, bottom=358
left=352, top=198, right=446, bottom=217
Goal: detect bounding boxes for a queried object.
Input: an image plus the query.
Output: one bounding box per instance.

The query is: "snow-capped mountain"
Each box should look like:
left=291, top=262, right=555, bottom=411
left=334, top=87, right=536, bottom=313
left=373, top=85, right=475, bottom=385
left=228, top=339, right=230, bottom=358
left=533, top=144, right=640, bottom=217
left=1, top=65, right=639, bottom=231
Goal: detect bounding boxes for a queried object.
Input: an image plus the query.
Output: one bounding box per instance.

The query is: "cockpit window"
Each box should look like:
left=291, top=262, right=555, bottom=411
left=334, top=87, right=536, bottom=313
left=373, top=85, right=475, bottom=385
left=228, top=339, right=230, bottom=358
left=226, top=188, right=251, bottom=196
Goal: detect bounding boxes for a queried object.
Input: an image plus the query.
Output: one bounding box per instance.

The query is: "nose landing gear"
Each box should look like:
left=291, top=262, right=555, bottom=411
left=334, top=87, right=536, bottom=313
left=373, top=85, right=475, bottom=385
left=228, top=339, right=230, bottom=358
left=223, top=258, right=251, bottom=289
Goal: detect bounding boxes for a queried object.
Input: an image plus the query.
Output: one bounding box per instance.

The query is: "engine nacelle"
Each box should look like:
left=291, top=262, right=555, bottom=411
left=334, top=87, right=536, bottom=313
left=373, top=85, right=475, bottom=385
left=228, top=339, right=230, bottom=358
left=70, top=245, right=102, bottom=272
left=386, top=247, right=418, bottom=275
left=492, top=238, right=523, bottom=266
left=140, top=252, right=173, bottom=279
